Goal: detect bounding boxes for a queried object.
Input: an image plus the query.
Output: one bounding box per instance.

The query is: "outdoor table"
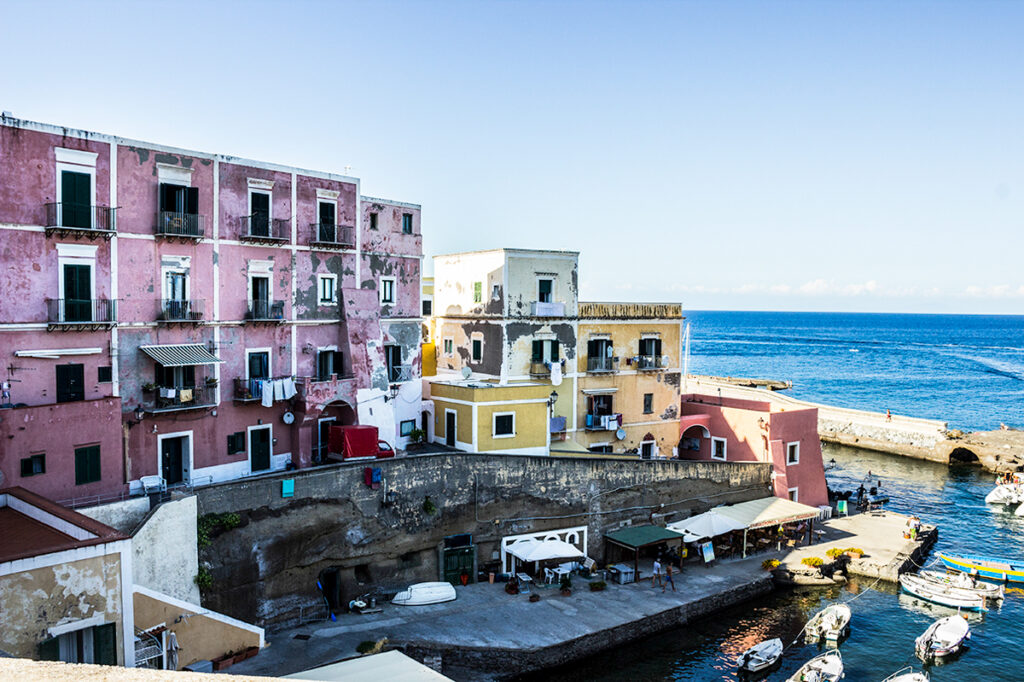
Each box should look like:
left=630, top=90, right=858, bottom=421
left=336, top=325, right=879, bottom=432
left=516, top=573, right=533, bottom=592
left=551, top=566, right=572, bottom=582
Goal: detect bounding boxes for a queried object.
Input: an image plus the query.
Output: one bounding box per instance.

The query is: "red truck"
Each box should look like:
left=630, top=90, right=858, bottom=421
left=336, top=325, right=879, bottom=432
left=326, top=424, right=394, bottom=462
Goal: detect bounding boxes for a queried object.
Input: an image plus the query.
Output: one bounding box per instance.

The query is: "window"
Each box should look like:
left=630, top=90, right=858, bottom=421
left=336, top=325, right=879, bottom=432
left=589, top=444, right=613, bottom=454
left=97, top=366, right=112, bottom=383
left=159, top=183, right=198, bottom=216
left=472, top=338, right=483, bottom=363
left=400, top=419, right=415, bottom=437
left=38, top=622, right=117, bottom=665
left=640, top=441, right=655, bottom=459
left=531, top=339, right=560, bottom=363
left=74, top=445, right=101, bottom=485
left=21, top=453, right=45, bottom=477
left=369, top=212, right=378, bottom=230
left=711, top=437, right=727, bottom=461
left=443, top=338, right=454, bottom=356
left=639, top=337, right=663, bottom=360
left=61, top=260, right=94, bottom=323
left=788, top=487, right=799, bottom=502
left=318, top=274, right=337, bottom=304
left=385, top=344, right=404, bottom=382
left=493, top=412, right=515, bottom=437
left=250, top=274, right=271, bottom=317
left=492, top=283, right=500, bottom=300
left=380, top=277, right=396, bottom=305
left=787, top=442, right=800, bottom=465
left=155, top=363, right=196, bottom=389
left=473, top=281, right=482, bottom=303
left=227, top=432, right=246, bottom=455
left=587, top=339, right=614, bottom=372
left=317, top=200, right=336, bottom=241
left=402, top=213, right=413, bottom=234
left=317, top=349, right=338, bottom=380
left=247, top=350, right=271, bottom=380
left=56, top=364, right=85, bottom=403
left=538, top=278, right=553, bottom=303
left=248, top=190, right=271, bottom=236
left=643, top=393, right=654, bottom=414
left=422, top=299, right=432, bottom=316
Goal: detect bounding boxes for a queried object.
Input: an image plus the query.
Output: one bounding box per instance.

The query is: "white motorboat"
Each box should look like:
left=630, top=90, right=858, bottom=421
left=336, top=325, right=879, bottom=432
left=737, top=638, right=783, bottom=673
left=899, top=574, right=987, bottom=612
left=915, top=615, right=970, bottom=661
left=881, top=667, right=928, bottom=682
left=391, top=581, right=457, bottom=606
left=984, top=483, right=1023, bottom=505
left=918, top=569, right=1004, bottom=601
left=787, top=650, right=844, bottom=682
left=804, top=604, right=851, bottom=642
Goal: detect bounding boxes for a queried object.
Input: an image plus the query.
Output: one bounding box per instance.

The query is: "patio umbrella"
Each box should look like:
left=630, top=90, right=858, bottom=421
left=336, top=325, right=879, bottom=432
left=667, top=510, right=744, bottom=540
left=508, top=539, right=584, bottom=563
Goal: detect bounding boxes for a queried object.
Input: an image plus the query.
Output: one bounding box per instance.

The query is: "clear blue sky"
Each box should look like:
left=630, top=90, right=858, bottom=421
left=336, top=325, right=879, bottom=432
left=4, top=1, right=1022, bottom=313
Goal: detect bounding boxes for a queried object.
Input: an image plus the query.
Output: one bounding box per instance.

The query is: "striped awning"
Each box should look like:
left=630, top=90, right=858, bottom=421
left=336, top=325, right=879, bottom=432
left=140, top=344, right=222, bottom=367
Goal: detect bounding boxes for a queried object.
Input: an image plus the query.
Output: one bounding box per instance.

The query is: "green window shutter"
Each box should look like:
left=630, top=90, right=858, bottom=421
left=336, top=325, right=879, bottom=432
left=531, top=340, right=542, bottom=362
left=551, top=342, right=559, bottom=361
left=21, top=457, right=33, bottom=477
left=38, top=636, right=60, bottom=661
left=92, top=623, right=117, bottom=665
left=75, top=447, right=88, bottom=485
left=473, top=282, right=482, bottom=303
left=654, top=339, right=663, bottom=357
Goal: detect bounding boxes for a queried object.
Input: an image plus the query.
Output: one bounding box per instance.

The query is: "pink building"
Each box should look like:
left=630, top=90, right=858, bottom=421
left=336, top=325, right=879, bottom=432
left=677, top=394, right=828, bottom=507
left=0, top=114, right=423, bottom=505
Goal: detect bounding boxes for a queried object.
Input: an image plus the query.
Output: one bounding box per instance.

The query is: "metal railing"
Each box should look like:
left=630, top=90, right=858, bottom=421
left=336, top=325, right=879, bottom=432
left=156, top=211, right=205, bottom=238
left=388, top=364, right=414, bottom=382
left=309, top=370, right=355, bottom=383
left=159, top=298, right=205, bottom=322
left=310, top=223, right=355, bottom=248
left=246, top=299, right=286, bottom=321
left=45, top=203, right=117, bottom=232
left=529, top=361, right=551, bottom=376
left=636, top=355, right=666, bottom=370
left=585, top=412, right=622, bottom=431
left=240, top=215, right=289, bottom=241
left=143, top=384, right=216, bottom=412
left=234, top=376, right=295, bottom=401
left=531, top=301, right=566, bottom=317
left=46, top=298, right=117, bottom=325
left=587, top=356, right=617, bottom=373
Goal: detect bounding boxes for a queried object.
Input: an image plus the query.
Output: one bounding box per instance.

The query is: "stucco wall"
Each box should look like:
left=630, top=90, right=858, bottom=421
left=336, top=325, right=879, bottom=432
left=505, top=251, right=579, bottom=318
left=131, top=496, right=200, bottom=603
left=433, top=250, right=507, bottom=317
left=79, top=496, right=150, bottom=534
left=193, top=454, right=771, bottom=628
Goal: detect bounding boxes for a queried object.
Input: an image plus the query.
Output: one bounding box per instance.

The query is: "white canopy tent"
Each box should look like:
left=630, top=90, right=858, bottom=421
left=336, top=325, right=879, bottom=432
left=713, top=497, right=823, bottom=557
left=667, top=510, right=745, bottom=542
left=507, top=538, right=585, bottom=564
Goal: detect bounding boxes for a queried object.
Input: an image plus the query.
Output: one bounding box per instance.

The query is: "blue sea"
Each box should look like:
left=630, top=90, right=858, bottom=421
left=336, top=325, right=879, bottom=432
left=685, top=311, right=1024, bottom=432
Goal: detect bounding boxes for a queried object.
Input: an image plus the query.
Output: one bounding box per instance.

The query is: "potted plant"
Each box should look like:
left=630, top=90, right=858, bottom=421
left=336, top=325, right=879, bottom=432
left=407, top=428, right=426, bottom=450
left=142, top=382, right=158, bottom=393
left=560, top=575, right=573, bottom=596
left=762, top=558, right=781, bottom=571
left=800, top=557, right=824, bottom=568
left=205, top=376, right=219, bottom=387
left=845, top=548, right=864, bottom=559
left=589, top=580, right=607, bottom=592
left=826, top=547, right=846, bottom=560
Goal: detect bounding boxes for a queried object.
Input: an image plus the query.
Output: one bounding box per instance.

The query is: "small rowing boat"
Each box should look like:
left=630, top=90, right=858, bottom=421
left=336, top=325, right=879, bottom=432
left=918, top=569, right=1004, bottom=601
left=787, top=650, right=844, bottom=682
left=391, top=581, right=457, bottom=606
left=737, top=638, right=783, bottom=673
left=881, top=667, right=928, bottom=682
left=915, top=615, right=970, bottom=661
left=937, top=552, right=1024, bottom=583
left=899, top=574, right=987, bottom=612
left=804, top=604, right=851, bottom=642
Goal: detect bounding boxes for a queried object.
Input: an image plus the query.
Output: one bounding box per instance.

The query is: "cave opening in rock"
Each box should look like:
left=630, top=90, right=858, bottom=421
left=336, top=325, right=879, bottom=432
left=949, top=447, right=979, bottom=464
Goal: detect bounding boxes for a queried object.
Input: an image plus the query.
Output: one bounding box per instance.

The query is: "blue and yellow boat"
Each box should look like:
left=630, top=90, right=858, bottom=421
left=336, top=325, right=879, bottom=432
left=938, top=552, right=1024, bottom=583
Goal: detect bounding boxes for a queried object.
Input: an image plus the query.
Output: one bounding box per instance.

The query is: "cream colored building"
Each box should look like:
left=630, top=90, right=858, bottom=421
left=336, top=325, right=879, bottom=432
left=427, top=248, right=683, bottom=456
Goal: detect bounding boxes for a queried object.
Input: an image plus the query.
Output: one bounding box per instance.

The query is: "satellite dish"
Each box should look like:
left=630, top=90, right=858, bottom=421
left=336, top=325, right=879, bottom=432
left=282, top=411, right=295, bottom=425
left=615, top=428, right=627, bottom=441
left=461, top=366, right=472, bottom=379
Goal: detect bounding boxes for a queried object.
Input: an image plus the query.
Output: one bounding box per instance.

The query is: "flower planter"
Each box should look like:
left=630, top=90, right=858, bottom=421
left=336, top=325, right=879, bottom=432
left=211, top=656, right=233, bottom=671
left=561, top=589, right=572, bottom=597
left=845, top=552, right=862, bottom=559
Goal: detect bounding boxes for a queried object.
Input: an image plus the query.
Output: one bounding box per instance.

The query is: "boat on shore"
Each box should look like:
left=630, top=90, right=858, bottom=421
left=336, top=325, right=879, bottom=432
left=391, top=582, right=457, bottom=606
left=804, top=604, right=851, bottom=642
left=899, top=574, right=987, bottom=612
left=915, top=615, right=970, bottom=661
left=984, top=483, right=1023, bottom=505
left=787, top=650, right=844, bottom=682
left=937, top=552, right=1024, bottom=583
left=737, top=638, right=783, bottom=673
left=918, top=569, right=1004, bottom=600
left=881, top=668, right=928, bottom=681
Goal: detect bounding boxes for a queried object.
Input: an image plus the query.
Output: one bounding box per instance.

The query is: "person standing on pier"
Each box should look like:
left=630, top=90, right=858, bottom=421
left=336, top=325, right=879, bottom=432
left=663, top=564, right=676, bottom=593
left=652, top=557, right=664, bottom=588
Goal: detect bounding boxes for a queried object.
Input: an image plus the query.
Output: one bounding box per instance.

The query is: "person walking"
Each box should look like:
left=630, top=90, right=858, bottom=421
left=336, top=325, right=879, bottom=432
left=652, top=557, right=663, bottom=588
left=663, top=563, right=676, bottom=593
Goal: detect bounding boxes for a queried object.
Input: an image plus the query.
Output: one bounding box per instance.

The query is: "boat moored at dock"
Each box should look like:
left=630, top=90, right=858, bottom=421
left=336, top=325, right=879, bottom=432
left=937, top=552, right=1024, bottom=583
left=881, top=668, right=928, bottom=682
left=804, top=604, right=852, bottom=642
left=787, top=650, right=844, bottom=682
left=898, top=574, right=988, bottom=612
left=737, top=638, right=783, bottom=673
left=914, top=615, right=970, bottom=661
left=917, top=569, right=1004, bottom=601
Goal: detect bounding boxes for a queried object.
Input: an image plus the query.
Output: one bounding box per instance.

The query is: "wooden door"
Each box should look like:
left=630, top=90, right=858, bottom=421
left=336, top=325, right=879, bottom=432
left=251, top=428, right=271, bottom=471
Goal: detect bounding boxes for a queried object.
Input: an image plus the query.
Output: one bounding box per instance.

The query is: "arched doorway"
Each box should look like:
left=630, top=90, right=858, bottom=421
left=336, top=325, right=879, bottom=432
left=677, top=424, right=710, bottom=460
left=314, top=400, right=357, bottom=463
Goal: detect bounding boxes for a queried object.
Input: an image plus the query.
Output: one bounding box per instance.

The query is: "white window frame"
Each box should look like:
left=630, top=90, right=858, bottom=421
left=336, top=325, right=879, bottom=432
left=711, top=436, right=728, bottom=461
left=247, top=423, right=274, bottom=471
left=443, top=337, right=454, bottom=357
left=788, top=487, right=799, bottom=502
left=316, top=197, right=337, bottom=225
left=786, top=441, right=800, bottom=465
left=161, top=261, right=191, bottom=302
left=57, top=251, right=97, bottom=312
left=247, top=260, right=274, bottom=308
left=245, top=348, right=273, bottom=380
left=492, top=411, right=516, bottom=439
left=471, top=332, right=483, bottom=363
left=55, top=148, right=98, bottom=229
left=536, top=276, right=555, bottom=303
left=640, top=439, right=656, bottom=458
left=316, top=345, right=338, bottom=379
left=156, top=430, right=194, bottom=486
left=248, top=188, right=273, bottom=221
left=317, top=273, right=337, bottom=304
left=380, top=276, right=396, bottom=305
left=492, top=283, right=501, bottom=300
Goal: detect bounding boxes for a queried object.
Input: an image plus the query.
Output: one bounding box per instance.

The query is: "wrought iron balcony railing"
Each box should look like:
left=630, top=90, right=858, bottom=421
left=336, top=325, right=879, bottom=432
left=309, top=223, right=355, bottom=249
left=387, top=364, right=414, bottom=383
left=44, top=203, right=116, bottom=236
left=46, top=298, right=117, bottom=327
left=585, top=413, right=622, bottom=431
left=234, top=376, right=295, bottom=402
left=239, top=215, right=289, bottom=242
left=158, top=299, right=205, bottom=323
left=246, top=299, right=286, bottom=322
left=143, top=384, right=216, bottom=412
left=156, top=211, right=205, bottom=239
left=586, top=356, right=617, bottom=373
left=636, top=355, right=667, bottom=370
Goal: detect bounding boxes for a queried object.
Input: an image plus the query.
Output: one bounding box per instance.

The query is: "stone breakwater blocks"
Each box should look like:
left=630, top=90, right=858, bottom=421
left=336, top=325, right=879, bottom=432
left=282, top=479, right=294, bottom=498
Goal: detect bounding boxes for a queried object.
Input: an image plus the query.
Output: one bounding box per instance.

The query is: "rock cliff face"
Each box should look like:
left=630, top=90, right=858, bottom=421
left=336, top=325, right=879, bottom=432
left=195, top=454, right=771, bottom=628
left=934, top=430, right=1024, bottom=472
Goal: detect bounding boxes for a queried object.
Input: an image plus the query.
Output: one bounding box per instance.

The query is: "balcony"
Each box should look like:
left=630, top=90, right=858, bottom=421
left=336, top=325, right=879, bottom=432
left=156, top=211, right=205, bottom=240
left=143, top=384, right=216, bottom=413
left=387, top=364, right=414, bottom=383
left=531, top=301, right=565, bottom=317
left=636, top=355, right=667, bottom=371
left=245, top=299, right=286, bottom=324
left=46, top=298, right=117, bottom=331
left=586, top=356, right=618, bottom=373
left=239, top=215, right=289, bottom=244
left=157, top=299, right=205, bottom=324
left=44, top=203, right=116, bottom=240
left=297, top=374, right=357, bottom=408
left=233, top=376, right=293, bottom=402
left=309, top=223, right=355, bottom=250
left=529, top=358, right=566, bottom=378
left=585, top=413, right=622, bottom=431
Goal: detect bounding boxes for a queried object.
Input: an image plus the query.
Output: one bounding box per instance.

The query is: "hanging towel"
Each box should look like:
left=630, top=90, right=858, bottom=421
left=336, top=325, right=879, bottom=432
left=550, top=360, right=563, bottom=386
left=178, top=388, right=193, bottom=403
left=261, top=380, right=274, bottom=408
left=274, top=379, right=286, bottom=401
left=161, top=387, right=175, bottom=399
left=283, top=377, right=297, bottom=399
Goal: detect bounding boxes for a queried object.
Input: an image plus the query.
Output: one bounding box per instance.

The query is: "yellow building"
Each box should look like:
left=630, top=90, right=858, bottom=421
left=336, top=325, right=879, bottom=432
left=429, top=380, right=554, bottom=455
left=427, top=249, right=684, bottom=457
